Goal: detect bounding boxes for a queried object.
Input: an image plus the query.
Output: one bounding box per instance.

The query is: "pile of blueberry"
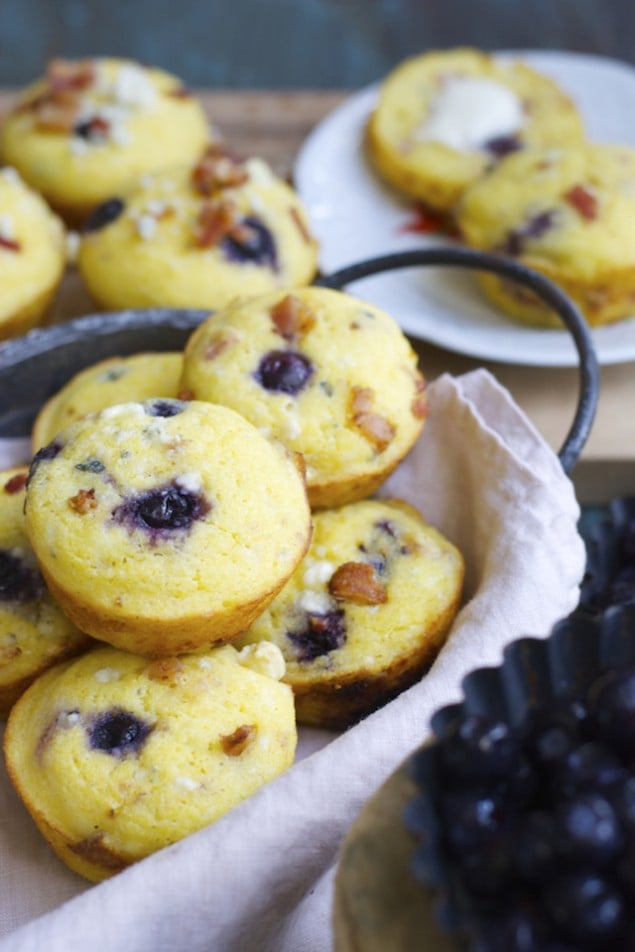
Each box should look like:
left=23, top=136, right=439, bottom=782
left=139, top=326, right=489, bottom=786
left=406, top=500, right=635, bottom=949
left=579, top=498, right=635, bottom=613
left=412, top=662, right=635, bottom=951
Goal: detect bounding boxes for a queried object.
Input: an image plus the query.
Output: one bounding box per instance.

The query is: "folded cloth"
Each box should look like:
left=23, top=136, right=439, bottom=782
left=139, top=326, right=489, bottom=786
left=0, top=369, right=585, bottom=952
left=0, top=437, right=31, bottom=470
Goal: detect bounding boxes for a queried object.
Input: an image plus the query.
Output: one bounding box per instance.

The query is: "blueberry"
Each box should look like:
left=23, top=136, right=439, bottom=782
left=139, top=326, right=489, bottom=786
left=539, top=944, right=588, bottom=952
left=287, top=609, right=346, bottom=661
left=606, top=565, right=635, bottom=606
left=113, top=483, right=210, bottom=535
left=439, top=714, right=522, bottom=786
left=357, top=544, right=387, bottom=576
left=32, top=440, right=63, bottom=463
left=441, top=789, right=509, bottom=854
left=375, top=519, right=398, bottom=538
left=254, top=350, right=313, bottom=395
left=101, top=368, right=126, bottom=382
left=587, top=667, right=635, bottom=755
left=544, top=872, right=626, bottom=947
left=73, top=119, right=94, bottom=139
left=502, top=210, right=558, bottom=256
left=28, top=440, right=63, bottom=485
left=519, top=210, right=558, bottom=240
left=136, top=489, right=196, bottom=529
left=500, top=756, right=540, bottom=808
left=608, top=776, right=635, bottom=833
left=520, top=706, right=582, bottom=771
left=555, top=793, right=623, bottom=866
left=75, top=458, right=105, bottom=473
left=616, top=841, right=635, bottom=893
left=222, top=216, right=277, bottom=269
left=89, top=709, right=153, bottom=757
left=0, top=549, right=43, bottom=603
left=468, top=909, right=546, bottom=952
left=83, top=198, right=125, bottom=232
left=553, top=742, right=626, bottom=797
left=145, top=400, right=185, bottom=418
left=513, top=811, right=558, bottom=884
left=621, top=518, right=635, bottom=562
left=484, top=134, right=522, bottom=159
left=456, top=834, right=515, bottom=898
left=73, top=118, right=104, bottom=140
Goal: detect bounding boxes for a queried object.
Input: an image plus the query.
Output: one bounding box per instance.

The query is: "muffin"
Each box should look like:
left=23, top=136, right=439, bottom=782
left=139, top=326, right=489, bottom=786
left=32, top=351, right=184, bottom=451
left=235, top=499, right=464, bottom=728
left=4, top=641, right=296, bottom=882
left=0, top=466, right=89, bottom=718
left=24, top=399, right=311, bottom=655
left=0, top=166, right=66, bottom=340
left=0, top=57, right=211, bottom=225
left=77, top=149, right=318, bottom=310
left=367, top=48, right=584, bottom=212
left=457, top=143, right=635, bottom=327
left=180, top=288, right=427, bottom=508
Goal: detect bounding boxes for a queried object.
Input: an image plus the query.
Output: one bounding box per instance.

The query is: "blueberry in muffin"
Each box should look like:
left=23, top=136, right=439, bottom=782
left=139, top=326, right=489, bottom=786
left=25, top=399, right=311, bottom=655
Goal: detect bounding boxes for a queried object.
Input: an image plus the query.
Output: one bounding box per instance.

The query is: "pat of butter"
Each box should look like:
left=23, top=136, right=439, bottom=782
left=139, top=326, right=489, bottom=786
left=414, top=76, right=524, bottom=151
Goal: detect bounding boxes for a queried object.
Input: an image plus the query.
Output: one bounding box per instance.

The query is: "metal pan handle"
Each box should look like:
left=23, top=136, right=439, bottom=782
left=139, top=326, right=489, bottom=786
left=315, top=246, right=600, bottom=475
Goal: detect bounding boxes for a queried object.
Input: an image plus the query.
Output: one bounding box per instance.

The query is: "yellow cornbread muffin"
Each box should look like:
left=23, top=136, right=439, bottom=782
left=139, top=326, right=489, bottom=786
left=3, top=641, right=296, bottom=882
left=1, top=57, right=211, bottom=225
left=24, top=399, right=311, bottom=655
left=0, top=467, right=89, bottom=718
left=32, top=351, right=183, bottom=451
left=236, top=499, right=464, bottom=729
left=180, top=288, right=427, bottom=509
left=0, top=166, right=66, bottom=340
left=367, top=48, right=584, bottom=212
left=76, top=150, right=318, bottom=311
left=457, top=142, right=635, bottom=327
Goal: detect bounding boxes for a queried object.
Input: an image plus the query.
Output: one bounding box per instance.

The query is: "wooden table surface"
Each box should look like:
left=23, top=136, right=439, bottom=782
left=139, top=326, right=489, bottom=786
left=2, top=89, right=633, bottom=501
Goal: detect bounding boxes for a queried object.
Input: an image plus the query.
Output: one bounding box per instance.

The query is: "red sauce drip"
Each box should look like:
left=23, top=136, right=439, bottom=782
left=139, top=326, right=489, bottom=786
left=0, top=236, right=21, bottom=252
left=398, top=203, right=458, bottom=238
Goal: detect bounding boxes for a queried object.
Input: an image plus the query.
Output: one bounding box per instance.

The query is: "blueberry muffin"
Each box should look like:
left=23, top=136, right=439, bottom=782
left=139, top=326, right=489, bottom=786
left=180, top=288, right=427, bottom=509
left=0, top=57, right=212, bottom=225
left=457, top=142, right=635, bottom=327
left=24, top=399, right=311, bottom=656
left=0, top=467, right=89, bottom=718
left=0, top=166, right=66, bottom=340
left=367, top=48, right=584, bottom=212
left=77, top=149, right=318, bottom=310
left=3, top=641, right=296, bottom=882
left=235, top=498, right=464, bottom=728
left=32, top=352, right=184, bottom=451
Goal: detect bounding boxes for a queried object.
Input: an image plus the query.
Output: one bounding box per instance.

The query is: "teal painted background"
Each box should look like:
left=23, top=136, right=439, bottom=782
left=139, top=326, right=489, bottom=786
left=0, top=0, right=632, bottom=87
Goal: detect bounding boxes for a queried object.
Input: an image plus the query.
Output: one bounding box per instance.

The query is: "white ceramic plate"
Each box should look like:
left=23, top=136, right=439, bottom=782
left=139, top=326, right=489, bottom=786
left=295, top=51, right=635, bottom=367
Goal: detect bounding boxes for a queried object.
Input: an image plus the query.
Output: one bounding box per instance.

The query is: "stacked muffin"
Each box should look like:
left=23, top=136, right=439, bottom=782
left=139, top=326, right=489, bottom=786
left=0, top=166, right=66, bottom=341
left=0, top=56, right=318, bottom=339
left=367, top=47, right=635, bottom=328
left=2, top=284, right=464, bottom=882
left=3, top=395, right=311, bottom=881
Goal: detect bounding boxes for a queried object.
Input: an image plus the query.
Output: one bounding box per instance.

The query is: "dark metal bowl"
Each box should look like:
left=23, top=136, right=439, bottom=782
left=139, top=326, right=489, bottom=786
left=0, top=308, right=208, bottom=439
left=579, top=496, right=635, bottom=613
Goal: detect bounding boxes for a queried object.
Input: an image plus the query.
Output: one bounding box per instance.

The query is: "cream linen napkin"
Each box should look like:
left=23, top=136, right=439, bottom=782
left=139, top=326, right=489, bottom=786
left=0, top=368, right=585, bottom=952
